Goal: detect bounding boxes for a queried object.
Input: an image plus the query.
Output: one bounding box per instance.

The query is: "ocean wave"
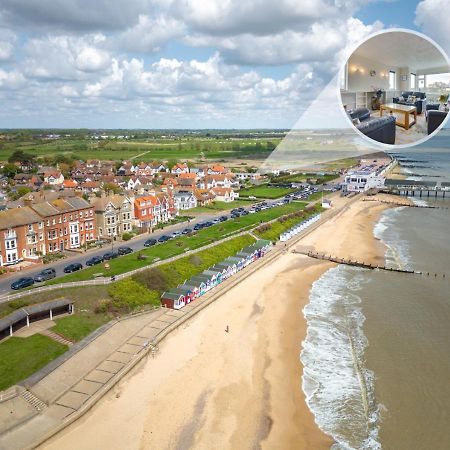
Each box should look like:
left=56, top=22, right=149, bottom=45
left=301, top=265, right=381, bottom=450
left=373, top=208, right=411, bottom=270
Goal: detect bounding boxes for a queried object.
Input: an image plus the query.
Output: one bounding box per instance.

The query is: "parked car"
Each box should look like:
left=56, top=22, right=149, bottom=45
left=212, top=218, right=220, bottom=224
left=64, top=262, right=83, bottom=273
left=203, top=221, right=214, bottom=227
left=86, top=256, right=103, bottom=266
left=34, top=268, right=56, bottom=282
left=170, top=231, right=182, bottom=238
left=182, top=228, right=192, bottom=234
left=248, top=196, right=257, bottom=199
left=103, top=251, right=118, bottom=260
left=118, top=246, right=133, bottom=255
left=241, top=210, right=249, bottom=216
left=11, top=277, right=35, bottom=290
left=219, top=216, right=228, bottom=222
left=193, top=223, right=203, bottom=231
left=144, top=238, right=157, bottom=247
left=158, top=235, right=170, bottom=243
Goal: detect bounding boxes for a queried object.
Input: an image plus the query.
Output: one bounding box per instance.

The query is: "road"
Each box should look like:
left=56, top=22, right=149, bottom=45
left=0, top=198, right=292, bottom=296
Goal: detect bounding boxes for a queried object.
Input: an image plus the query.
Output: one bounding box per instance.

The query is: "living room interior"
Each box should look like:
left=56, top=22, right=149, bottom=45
left=341, top=31, right=450, bottom=146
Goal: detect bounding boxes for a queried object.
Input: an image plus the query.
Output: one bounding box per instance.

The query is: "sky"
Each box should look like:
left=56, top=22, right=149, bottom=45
left=0, top=0, right=449, bottom=129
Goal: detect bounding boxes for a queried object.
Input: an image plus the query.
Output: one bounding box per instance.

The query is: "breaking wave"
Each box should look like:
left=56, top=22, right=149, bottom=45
left=301, top=265, right=382, bottom=449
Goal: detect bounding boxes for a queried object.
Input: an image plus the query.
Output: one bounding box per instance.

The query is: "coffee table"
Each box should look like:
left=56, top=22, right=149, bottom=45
left=380, top=103, right=417, bottom=130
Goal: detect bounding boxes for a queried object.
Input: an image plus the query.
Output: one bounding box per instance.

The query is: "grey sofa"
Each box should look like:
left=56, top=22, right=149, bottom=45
left=349, top=107, right=396, bottom=145
left=427, top=110, right=447, bottom=134
left=393, top=91, right=426, bottom=114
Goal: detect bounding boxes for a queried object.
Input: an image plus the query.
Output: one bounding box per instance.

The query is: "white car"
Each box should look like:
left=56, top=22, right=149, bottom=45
left=249, top=209, right=256, bottom=214
left=248, top=196, right=257, bottom=200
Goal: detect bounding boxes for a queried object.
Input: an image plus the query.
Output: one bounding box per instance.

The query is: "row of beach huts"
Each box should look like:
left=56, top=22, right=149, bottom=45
left=279, top=213, right=321, bottom=242
left=160, top=239, right=272, bottom=310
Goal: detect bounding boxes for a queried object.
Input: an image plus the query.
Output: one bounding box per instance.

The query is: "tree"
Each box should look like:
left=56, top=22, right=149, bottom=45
left=103, top=182, right=122, bottom=195
left=2, top=163, right=19, bottom=178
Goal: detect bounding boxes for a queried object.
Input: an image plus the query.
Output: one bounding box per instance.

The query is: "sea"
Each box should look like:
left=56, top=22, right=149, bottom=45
left=301, top=142, right=450, bottom=449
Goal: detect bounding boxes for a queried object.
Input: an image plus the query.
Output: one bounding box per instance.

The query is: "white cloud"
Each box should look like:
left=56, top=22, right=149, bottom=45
left=0, top=69, right=26, bottom=89
left=75, top=47, right=111, bottom=72
left=114, top=14, right=185, bottom=53
left=415, top=0, right=450, bottom=53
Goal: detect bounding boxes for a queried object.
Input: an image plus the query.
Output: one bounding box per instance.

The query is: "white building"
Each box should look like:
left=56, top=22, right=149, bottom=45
left=342, top=158, right=395, bottom=193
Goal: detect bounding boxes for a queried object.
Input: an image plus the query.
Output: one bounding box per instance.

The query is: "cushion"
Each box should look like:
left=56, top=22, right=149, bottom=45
left=352, top=117, right=361, bottom=125
left=407, top=95, right=416, bottom=103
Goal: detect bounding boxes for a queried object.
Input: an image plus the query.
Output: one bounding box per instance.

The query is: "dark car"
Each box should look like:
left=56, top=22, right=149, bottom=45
left=144, top=238, right=157, bottom=247
left=86, top=256, right=103, bottom=266
left=34, top=268, right=56, bottom=282
left=182, top=228, right=192, bottom=234
left=219, top=216, right=228, bottom=222
left=193, top=223, right=203, bottom=231
left=117, top=246, right=133, bottom=255
left=103, top=251, right=118, bottom=260
left=158, top=235, right=170, bottom=243
left=11, top=277, right=35, bottom=290
left=241, top=210, right=249, bottom=216
left=64, top=262, right=83, bottom=273
left=203, top=221, right=213, bottom=227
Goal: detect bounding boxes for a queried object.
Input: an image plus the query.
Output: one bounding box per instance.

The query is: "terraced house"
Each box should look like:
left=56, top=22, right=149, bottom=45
left=134, top=189, right=175, bottom=229
left=93, top=195, right=134, bottom=238
left=0, top=207, right=44, bottom=266
left=29, top=197, right=96, bottom=253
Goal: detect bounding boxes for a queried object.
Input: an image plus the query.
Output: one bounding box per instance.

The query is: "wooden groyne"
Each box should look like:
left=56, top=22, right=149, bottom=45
left=362, top=198, right=438, bottom=209
left=294, top=250, right=418, bottom=274
left=295, top=250, right=448, bottom=279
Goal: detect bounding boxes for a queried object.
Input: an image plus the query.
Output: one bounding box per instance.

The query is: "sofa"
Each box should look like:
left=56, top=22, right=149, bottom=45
left=349, top=107, right=396, bottom=145
left=427, top=110, right=447, bottom=134
left=393, top=91, right=426, bottom=114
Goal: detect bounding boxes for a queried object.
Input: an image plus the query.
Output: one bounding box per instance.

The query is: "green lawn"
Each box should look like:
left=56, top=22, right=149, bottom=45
left=46, top=202, right=304, bottom=284
left=52, top=314, right=110, bottom=342
left=255, top=205, right=323, bottom=241
left=0, top=335, right=68, bottom=390
left=239, top=185, right=296, bottom=199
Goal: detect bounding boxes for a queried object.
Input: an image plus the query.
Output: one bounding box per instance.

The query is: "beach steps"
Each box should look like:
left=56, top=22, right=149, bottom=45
left=21, top=389, right=47, bottom=411
left=40, top=329, right=73, bottom=347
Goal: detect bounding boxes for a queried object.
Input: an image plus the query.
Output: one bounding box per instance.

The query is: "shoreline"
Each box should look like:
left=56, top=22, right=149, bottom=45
left=41, top=196, right=392, bottom=450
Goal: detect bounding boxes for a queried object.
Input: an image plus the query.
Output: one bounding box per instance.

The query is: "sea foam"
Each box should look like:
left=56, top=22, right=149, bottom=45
left=301, top=265, right=382, bottom=449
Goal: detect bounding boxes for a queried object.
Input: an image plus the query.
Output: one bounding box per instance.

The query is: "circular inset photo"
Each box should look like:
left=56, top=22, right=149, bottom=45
left=340, top=29, right=450, bottom=147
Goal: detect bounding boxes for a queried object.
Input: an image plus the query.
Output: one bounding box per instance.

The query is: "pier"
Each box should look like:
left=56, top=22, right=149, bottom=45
left=383, top=180, right=450, bottom=198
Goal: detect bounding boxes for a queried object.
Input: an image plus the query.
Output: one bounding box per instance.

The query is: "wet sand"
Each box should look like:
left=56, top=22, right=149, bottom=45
left=42, top=197, right=390, bottom=450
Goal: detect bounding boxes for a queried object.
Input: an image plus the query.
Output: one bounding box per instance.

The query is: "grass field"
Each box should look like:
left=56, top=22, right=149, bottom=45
left=0, top=334, right=67, bottom=390
left=255, top=205, right=322, bottom=241
left=0, top=136, right=280, bottom=162
left=239, top=185, right=296, bottom=199
left=52, top=314, right=110, bottom=342
left=45, top=202, right=303, bottom=284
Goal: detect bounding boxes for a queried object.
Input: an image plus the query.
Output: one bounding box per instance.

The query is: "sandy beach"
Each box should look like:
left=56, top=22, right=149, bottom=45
left=42, top=196, right=392, bottom=450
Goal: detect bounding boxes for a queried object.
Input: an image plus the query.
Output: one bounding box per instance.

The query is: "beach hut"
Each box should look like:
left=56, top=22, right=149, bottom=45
left=179, top=283, right=201, bottom=299
left=211, top=263, right=232, bottom=280
left=171, top=287, right=196, bottom=304
left=236, top=250, right=254, bottom=267
left=203, top=269, right=223, bottom=286
left=221, top=257, right=239, bottom=275
left=251, top=240, right=272, bottom=257
left=189, top=275, right=213, bottom=293
left=161, top=291, right=186, bottom=310
left=226, top=256, right=246, bottom=272
left=185, top=280, right=207, bottom=296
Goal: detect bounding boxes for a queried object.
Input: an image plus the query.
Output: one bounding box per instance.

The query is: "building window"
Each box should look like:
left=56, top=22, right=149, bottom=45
left=410, top=73, right=416, bottom=89
left=418, top=75, right=425, bottom=90
left=389, top=70, right=396, bottom=90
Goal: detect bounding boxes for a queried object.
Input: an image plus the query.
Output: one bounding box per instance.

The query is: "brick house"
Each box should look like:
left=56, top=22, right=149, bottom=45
left=29, top=197, right=95, bottom=253
left=0, top=207, right=44, bottom=266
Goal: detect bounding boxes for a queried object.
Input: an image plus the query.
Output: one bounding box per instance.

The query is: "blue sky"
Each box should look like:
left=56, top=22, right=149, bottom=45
left=0, top=0, right=449, bottom=129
